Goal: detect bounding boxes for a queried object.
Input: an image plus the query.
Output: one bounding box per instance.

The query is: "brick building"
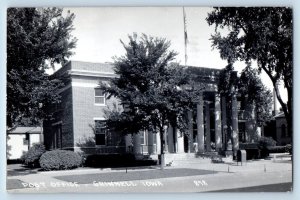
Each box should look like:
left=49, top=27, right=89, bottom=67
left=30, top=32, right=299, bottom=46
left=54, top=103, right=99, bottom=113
left=43, top=61, right=260, bottom=157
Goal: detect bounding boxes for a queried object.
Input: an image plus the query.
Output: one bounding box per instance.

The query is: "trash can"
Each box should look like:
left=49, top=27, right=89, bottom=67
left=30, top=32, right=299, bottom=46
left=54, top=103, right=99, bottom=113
left=237, top=150, right=247, bottom=165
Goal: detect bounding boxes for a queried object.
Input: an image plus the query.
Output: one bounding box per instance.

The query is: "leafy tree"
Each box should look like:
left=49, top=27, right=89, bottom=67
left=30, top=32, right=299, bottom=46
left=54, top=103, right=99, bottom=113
left=7, top=8, right=77, bottom=128
left=218, top=64, right=273, bottom=147
left=239, top=66, right=273, bottom=126
left=218, top=63, right=240, bottom=151
left=207, top=7, right=292, bottom=136
left=101, top=34, right=202, bottom=169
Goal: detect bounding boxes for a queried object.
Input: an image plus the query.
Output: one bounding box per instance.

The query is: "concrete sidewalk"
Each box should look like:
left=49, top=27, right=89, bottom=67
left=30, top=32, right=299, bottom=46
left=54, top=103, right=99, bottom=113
left=6, top=159, right=292, bottom=193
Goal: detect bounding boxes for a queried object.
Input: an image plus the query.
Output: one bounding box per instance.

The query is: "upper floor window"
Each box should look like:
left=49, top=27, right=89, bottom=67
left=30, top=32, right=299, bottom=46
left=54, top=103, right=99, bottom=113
left=95, top=88, right=105, bottom=105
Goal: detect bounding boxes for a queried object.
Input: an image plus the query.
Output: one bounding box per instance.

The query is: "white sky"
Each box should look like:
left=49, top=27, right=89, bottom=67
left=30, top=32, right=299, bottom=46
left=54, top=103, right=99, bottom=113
left=57, top=7, right=287, bottom=103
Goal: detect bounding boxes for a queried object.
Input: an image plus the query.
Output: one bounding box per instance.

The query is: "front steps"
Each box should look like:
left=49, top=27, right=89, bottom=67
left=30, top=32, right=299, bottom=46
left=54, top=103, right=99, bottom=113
left=146, top=152, right=234, bottom=167
left=161, top=153, right=212, bottom=166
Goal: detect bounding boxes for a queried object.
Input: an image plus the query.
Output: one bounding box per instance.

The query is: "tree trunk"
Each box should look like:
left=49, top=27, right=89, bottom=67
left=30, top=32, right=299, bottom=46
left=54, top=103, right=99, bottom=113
left=273, top=83, right=292, bottom=140
left=159, top=126, right=165, bottom=169
left=261, top=64, right=292, bottom=142
left=286, top=86, right=293, bottom=141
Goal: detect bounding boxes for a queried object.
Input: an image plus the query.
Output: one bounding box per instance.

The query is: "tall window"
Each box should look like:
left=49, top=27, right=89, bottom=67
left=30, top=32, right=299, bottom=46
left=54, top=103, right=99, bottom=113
left=95, top=120, right=106, bottom=146
left=95, top=88, right=105, bottom=105
left=140, top=131, right=146, bottom=145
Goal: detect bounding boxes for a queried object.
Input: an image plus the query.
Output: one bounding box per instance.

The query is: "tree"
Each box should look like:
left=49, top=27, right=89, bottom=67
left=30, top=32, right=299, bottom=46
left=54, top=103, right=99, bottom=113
left=218, top=64, right=273, bottom=150
left=239, top=66, right=273, bottom=127
left=101, top=34, right=201, bottom=169
left=207, top=7, right=292, bottom=136
left=217, top=63, right=237, bottom=150
left=7, top=8, right=77, bottom=128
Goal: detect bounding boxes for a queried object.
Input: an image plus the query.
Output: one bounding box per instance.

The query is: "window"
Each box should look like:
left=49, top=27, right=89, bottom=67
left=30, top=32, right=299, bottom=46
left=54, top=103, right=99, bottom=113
left=95, top=120, right=107, bottom=145
left=140, top=131, right=146, bottom=145
left=95, top=88, right=105, bottom=105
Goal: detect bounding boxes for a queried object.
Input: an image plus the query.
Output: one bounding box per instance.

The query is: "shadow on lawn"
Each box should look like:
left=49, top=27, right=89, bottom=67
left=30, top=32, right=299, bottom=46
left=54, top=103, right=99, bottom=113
left=7, top=164, right=39, bottom=177
left=84, top=154, right=157, bottom=169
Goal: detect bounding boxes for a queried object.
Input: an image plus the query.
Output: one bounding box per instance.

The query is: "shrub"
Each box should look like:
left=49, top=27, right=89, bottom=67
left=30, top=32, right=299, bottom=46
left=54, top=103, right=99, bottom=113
left=258, top=137, right=276, bottom=158
left=285, top=144, right=292, bottom=154
left=267, top=146, right=286, bottom=153
left=258, top=137, right=276, bottom=149
left=22, top=143, right=46, bottom=168
left=39, top=150, right=82, bottom=171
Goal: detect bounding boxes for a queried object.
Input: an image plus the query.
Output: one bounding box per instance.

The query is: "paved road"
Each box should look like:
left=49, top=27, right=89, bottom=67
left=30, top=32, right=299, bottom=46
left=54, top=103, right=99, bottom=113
left=212, top=182, right=292, bottom=192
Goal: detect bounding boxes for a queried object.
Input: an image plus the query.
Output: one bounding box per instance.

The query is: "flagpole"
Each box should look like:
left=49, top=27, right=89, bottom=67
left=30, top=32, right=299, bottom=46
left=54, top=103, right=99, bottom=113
left=183, top=7, right=188, bottom=66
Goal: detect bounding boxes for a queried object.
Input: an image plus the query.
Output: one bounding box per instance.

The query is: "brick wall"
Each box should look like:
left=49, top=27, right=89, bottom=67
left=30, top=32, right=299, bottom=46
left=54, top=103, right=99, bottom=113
left=71, top=75, right=120, bottom=148
left=43, top=87, right=74, bottom=149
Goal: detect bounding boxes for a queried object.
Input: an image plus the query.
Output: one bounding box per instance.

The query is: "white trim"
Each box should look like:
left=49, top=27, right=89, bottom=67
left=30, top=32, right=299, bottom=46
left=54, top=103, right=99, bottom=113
left=69, top=70, right=118, bottom=78
left=93, top=117, right=106, bottom=120
left=94, top=103, right=106, bottom=107
left=72, top=69, right=114, bottom=74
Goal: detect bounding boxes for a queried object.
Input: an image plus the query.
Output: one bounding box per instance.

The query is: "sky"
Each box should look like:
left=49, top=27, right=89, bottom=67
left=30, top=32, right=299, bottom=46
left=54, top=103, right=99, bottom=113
left=64, top=7, right=227, bottom=67
left=57, top=7, right=286, bottom=103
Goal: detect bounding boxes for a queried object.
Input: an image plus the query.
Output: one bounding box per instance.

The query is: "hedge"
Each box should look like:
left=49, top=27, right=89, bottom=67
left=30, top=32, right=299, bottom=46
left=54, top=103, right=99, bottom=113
left=39, top=150, right=82, bottom=171
left=21, top=143, right=46, bottom=168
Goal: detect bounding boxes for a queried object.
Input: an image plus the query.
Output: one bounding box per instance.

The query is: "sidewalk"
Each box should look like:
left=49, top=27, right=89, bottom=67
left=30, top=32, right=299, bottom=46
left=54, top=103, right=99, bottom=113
left=6, top=159, right=292, bottom=193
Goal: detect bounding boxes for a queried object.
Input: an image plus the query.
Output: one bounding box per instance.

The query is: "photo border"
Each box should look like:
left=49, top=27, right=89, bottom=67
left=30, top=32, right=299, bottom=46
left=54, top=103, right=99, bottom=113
left=1, top=0, right=299, bottom=200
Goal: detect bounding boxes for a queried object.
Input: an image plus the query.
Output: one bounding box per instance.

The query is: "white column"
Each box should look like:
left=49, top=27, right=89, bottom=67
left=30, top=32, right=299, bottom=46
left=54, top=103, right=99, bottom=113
left=156, top=132, right=161, bottom=154
left=221, top=96, right=229, bottom=150
left=176, top=128, right=184, bottom=153
left=205, top=102, right=211, bottom=152
left=197, top=93, right=205, bottom=153
left=163, top=125, right=168, bottom=153
left=215, top=93, right=222, bottom=151
left=187, top=110, right=194, bottom=152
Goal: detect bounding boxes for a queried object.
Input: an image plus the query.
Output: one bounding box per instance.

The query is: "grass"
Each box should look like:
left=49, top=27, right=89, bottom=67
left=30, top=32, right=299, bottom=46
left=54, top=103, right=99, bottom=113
left=55, top=168, right=215, bottom=184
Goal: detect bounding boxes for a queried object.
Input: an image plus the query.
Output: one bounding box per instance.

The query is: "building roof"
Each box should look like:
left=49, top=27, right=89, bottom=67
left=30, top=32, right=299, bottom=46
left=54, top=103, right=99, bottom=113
left=274, top=112, right=285, bottom=119
left=8, top=127, right=42, bottom=134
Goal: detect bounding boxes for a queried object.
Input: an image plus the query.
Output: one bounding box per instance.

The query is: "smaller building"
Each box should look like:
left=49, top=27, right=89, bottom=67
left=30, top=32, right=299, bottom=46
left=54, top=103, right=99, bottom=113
left=262, top=111, right=291, bottom=146
left=7, top=127, right=43, bottom=160
left=274, top=112, right=291, bottom=145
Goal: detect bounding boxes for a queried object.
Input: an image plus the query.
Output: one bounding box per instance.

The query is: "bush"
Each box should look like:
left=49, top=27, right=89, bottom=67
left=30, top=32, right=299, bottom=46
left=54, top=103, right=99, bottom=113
left=39, top=150, right=82, bottom=171
left=258, top=137, right=276, bottom=149
left=21, top=143, right=46, bottom=168
left=258, top=137, right=277, bottom=158
left=267, top=146, right=286, bottom=153
left=285, top=144, right=292, bottom=154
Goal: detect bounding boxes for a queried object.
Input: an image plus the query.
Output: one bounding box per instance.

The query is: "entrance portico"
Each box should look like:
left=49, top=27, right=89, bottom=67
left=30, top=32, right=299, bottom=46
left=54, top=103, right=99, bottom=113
left=125, top=67, right=241, bottom=157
